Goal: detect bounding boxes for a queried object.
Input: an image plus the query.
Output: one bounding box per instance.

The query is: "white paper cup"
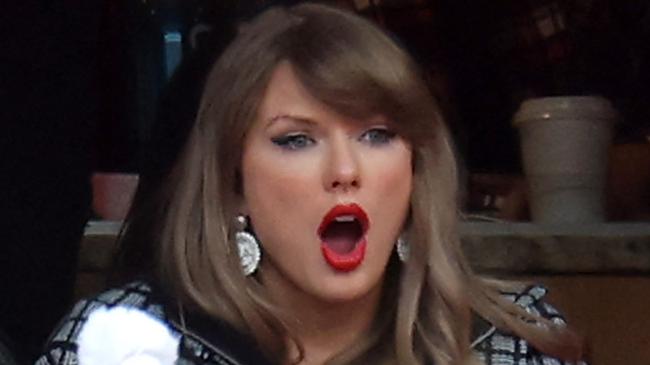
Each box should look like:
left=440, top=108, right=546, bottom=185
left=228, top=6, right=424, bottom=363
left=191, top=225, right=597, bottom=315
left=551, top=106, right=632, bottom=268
left=513, top=96, right=616, bottom=223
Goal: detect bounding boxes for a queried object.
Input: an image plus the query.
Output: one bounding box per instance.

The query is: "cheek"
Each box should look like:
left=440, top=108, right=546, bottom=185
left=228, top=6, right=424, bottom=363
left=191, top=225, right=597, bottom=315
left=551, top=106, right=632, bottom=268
left=246, top=167, right=290, bottom=200
left=376, top=148, right=413, bottom=200
left=241, top=147, right=321, bottom=241
left=373, top=149, right=413, bottom=238
left=360, top=146, right=412, bottom=234
left=384, top=162, right=411, bottom=193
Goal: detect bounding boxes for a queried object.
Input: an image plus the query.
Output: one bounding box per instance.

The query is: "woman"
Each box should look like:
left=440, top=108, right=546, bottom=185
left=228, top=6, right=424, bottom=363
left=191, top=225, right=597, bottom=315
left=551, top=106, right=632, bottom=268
left=37, top=3, right=584, bottom=365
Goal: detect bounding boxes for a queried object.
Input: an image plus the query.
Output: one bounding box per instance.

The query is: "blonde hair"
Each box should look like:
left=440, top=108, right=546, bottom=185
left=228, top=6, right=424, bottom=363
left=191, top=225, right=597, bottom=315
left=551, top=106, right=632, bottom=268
left=119, top=3, right=582, bottom=364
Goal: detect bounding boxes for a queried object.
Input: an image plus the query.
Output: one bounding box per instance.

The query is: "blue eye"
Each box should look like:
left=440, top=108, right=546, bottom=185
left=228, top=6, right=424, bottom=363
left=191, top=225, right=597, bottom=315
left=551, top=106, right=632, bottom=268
left=271, top=133, right=315, bottom=150
left=359, top=128, right=396, bottom=145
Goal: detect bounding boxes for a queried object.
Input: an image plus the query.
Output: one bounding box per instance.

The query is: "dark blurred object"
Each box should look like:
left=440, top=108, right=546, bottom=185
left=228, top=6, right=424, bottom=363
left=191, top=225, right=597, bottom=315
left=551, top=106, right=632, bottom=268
left=424, top=0, right=650, bottom=172
left=0, top=329, right=19, bottom=365
left=506, top=0, right=650, bottom=144
left=0, top=1, right=96, bottom=362
left=91, top=173, right=140, bottom=221
left=607, top=143, right=650, bottom=221
left=95, top=0, right=305, bottom=174
left=466, top=174, right=529, bottom=221
left=507, top=0, right=623, bottom=96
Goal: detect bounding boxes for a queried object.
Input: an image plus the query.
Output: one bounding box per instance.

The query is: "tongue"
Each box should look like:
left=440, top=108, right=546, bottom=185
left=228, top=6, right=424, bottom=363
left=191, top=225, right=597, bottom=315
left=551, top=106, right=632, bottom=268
left=323, top=236, right=357, bottom=254
left=321, top=222, right=360, bottom=254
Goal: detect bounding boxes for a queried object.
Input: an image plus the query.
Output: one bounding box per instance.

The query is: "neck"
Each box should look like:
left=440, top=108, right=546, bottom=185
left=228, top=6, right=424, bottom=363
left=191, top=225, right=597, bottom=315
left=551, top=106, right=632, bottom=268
left=260, top=265, right=384, bottom=364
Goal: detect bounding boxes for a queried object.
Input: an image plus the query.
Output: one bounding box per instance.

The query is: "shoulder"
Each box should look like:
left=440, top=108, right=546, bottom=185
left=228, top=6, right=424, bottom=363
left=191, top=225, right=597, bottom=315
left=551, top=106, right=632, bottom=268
left=471, top=284, right=585, bottom=365
left=35, top=282, right=269, bottom=365
left=35, top=282, right=165, bottom=365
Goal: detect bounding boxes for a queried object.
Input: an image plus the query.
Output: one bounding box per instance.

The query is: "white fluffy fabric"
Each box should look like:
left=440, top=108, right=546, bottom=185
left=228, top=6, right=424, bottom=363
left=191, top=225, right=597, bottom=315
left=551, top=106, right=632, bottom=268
left=77, top=306, right=180, bottom=365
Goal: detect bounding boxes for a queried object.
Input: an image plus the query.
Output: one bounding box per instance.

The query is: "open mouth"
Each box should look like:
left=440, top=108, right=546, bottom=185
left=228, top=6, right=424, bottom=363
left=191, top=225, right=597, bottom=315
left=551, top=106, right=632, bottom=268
left=320, top=215, right=364, bottom=254
left=318, top=204, right=369, bottom=271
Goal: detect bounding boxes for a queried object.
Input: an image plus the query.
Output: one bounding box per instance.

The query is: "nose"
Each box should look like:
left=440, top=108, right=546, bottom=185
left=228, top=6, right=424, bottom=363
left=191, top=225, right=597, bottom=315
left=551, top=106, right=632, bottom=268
left=323, top=134, right=361, bottom=192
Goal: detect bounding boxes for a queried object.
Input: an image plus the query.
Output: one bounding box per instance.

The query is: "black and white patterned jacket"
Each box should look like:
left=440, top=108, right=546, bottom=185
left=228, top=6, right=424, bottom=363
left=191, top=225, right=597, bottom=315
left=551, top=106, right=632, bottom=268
left=35, top=282, right=585, bottom=365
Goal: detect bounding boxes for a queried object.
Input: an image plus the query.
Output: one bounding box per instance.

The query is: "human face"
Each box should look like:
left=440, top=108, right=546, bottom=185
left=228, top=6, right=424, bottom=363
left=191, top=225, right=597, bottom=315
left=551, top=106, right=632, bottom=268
left=241, top=62, right=412, bottom=303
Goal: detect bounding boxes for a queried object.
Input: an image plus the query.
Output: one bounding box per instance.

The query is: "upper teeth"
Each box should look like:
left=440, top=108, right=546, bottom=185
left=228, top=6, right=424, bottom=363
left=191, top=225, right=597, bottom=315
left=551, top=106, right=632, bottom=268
left=335, top=215, right=356, bottom=222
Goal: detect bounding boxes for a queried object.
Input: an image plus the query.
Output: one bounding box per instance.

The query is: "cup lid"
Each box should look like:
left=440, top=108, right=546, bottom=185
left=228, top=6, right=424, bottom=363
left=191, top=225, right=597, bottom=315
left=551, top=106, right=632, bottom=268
left=513, top=96, right=618, bottom=126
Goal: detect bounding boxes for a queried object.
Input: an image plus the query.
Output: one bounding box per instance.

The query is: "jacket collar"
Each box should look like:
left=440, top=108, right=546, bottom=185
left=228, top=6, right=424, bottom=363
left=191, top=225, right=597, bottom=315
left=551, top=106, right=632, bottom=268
left=149, top=281, right=274, bottom=365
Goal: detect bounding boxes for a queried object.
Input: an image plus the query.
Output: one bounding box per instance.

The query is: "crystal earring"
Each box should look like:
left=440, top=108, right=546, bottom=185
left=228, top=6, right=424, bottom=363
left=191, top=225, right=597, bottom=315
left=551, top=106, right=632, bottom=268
left=396, top=236, right=409, bottom=262
left=235, top=215, right=261, bottom=276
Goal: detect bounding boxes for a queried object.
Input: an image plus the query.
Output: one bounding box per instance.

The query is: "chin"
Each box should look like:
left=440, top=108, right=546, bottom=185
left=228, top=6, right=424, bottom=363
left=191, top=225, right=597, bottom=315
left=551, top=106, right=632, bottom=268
left=309, top=266, right=384, bottom=304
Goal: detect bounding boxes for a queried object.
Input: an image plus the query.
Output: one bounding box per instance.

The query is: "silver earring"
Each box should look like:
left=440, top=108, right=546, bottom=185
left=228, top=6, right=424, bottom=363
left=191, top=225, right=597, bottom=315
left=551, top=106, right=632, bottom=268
left=396, top=236, right=409, bottom=262
left=235, top=215, right=261, bottom=276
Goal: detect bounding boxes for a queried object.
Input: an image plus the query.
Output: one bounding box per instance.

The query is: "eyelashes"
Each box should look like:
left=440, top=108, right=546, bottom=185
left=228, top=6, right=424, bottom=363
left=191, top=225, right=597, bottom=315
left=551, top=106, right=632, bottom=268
left=271, top=133, right=316, bottom=150
left=271, top=127, right=397, bottom=151
left=359, top=128, right=397, bottom=145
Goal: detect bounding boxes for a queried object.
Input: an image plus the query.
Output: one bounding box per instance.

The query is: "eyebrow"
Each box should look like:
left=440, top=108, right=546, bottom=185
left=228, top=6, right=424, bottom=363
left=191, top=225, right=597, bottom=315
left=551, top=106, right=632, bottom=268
left=265, top=114, right=317, bottom=129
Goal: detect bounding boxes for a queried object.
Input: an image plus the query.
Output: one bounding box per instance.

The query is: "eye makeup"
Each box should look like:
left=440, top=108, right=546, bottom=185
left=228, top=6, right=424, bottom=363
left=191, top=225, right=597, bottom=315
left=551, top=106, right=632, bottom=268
left=271, top=133, right=316, bottom=150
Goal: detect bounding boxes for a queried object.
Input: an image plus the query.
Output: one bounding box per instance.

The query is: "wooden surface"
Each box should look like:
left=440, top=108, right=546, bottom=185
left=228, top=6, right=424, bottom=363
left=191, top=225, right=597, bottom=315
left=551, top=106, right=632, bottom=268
left=535, top=276, right=650, bottom=365
left=462, top=222, right=650, bottom=275
left=80, top=221, right=650, bottom=274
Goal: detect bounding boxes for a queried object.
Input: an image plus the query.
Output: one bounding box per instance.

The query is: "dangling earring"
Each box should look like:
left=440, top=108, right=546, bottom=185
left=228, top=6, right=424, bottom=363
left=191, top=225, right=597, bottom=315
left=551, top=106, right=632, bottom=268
left=235, top=215, right=261, bottom=276
left=396, top=236, right=409, bottom=262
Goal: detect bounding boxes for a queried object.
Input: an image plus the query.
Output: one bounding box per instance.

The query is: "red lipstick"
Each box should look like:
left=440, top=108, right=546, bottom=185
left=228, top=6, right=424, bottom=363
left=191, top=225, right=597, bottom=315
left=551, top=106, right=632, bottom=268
left=318, top=203, right=369, bottom=272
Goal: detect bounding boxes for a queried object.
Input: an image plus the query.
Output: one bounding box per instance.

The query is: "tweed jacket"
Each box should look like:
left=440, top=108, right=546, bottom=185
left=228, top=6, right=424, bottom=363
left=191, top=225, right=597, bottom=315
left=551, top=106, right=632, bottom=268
left=35, top=281, right=583, bottom=365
